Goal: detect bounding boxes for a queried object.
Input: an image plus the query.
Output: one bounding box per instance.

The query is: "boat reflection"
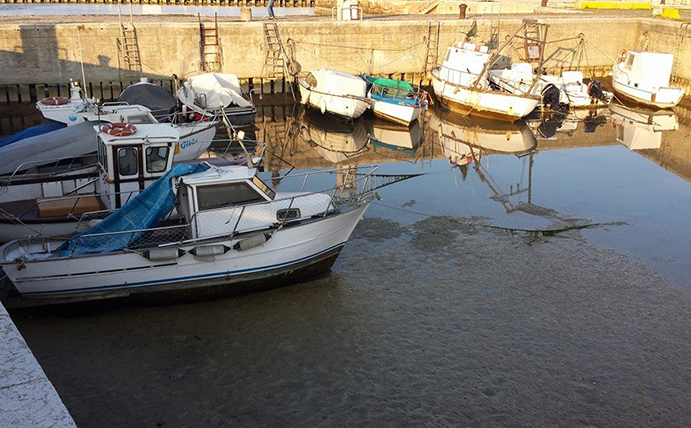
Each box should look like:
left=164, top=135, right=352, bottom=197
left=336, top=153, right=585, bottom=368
left=430, top=110, right=537, bottom=166
left=609, top=102, right=678, bottom=151
left=298, top=110, right=369, bottom=163
left=529, top=109, right=609, bottom=139
left=365, top=117, right=425, bottom=156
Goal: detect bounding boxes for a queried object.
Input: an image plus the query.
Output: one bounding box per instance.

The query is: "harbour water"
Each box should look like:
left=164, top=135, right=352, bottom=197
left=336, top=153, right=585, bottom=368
left=4, top=97, right=691, bottom=425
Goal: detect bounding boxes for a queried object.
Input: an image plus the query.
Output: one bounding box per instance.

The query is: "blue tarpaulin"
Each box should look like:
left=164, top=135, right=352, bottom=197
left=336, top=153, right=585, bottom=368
left=0, top=121, right=66, bottom=148
left=60, top=163, right=209, bottom=256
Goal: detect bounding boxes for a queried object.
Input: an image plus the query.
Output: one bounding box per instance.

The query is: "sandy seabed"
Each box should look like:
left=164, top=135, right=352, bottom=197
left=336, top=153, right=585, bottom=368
left=12, top=215, right=691, bottom=427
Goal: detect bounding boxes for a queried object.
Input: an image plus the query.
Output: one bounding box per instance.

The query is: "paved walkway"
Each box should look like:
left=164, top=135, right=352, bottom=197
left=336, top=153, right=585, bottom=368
left=0, top=303, right=75, bottom=427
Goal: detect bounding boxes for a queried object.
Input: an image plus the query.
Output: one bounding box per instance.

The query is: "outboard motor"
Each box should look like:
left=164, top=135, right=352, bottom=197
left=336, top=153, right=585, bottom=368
left=587, top=80, right=606, bottom=101
left=583, top=112, right=608, bottom=134
left=541, top=84, right=569, bottom=113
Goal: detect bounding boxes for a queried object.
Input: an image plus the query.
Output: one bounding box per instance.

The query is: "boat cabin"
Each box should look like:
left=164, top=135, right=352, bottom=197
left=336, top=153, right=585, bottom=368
left=439, top=42, right=490, bottom=88
left=97, top=123, right=179, bottom=209
left=618, top=51, right=674, bottom=90
left=176, top=166, right=331, bottom=240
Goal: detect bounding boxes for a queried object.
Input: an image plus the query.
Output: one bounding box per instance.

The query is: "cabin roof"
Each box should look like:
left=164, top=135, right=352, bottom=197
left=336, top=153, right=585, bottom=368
left=180, top=165, right=257, bottom=185
left=96, top=123, right=180, bottom=145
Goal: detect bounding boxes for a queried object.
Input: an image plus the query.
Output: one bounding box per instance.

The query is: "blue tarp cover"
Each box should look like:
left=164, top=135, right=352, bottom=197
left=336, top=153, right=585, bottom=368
left=0, top=121, right=66, bottom=148
left=60, top=163, right=209, bottom=256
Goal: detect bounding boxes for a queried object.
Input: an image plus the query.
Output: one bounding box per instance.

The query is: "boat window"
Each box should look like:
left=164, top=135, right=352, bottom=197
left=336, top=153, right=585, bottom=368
left=118, top=147, right=138, bottom=176
left=146, top=146, right=170, bottom=173
left=252, top=176, right=276, bottom=200
left=127, top=114, right=156, bottom=124
left=197, top=182, right=265, bottom=210
left=625, top=53, right=635, bottom=69
left=97, top=137, right=108, bottom=172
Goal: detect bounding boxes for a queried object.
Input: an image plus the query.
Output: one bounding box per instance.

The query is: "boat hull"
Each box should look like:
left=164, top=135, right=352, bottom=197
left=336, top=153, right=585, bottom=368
left=370, top=99, right=421, bottom=126
left=299, top=85, right=369, bottom=119
left=0, top=203, right=369, bottom=304
left=175, top=121, right=218, bottom=161
left=611, top=77, right=684, bottom=109
left=432, top=69, right=540, bottom=122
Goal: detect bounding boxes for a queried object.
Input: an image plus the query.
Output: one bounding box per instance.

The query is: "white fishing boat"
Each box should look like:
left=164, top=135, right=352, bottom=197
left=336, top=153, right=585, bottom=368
left=177, top=73, right=257, bottom=127
left=0, top=123, right=180, bottom=242
left=610, top=102, right=678, bottom=150
left=362, top=75, right=423, bottom=125
left=298, top=69, right=370, bottom=119
left=432, top=41, right=541, bottom=121
left=35, top=81, right=217, bottom=162
left=0, top=163, right=376, bottom=306
left=611, top=50, right=684, bottom=109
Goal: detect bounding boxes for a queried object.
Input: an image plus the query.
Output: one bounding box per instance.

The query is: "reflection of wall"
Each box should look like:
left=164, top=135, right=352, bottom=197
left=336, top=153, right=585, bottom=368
left=637, top=107, right=691, bottom=183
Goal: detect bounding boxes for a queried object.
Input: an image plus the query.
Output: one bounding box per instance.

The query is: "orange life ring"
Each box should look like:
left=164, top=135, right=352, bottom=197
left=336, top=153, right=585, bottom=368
left=39, top=96, right=69, bottom=106
left=616, top=50, right=627, bottom=64
left=101, top=123, right=137, bottom=137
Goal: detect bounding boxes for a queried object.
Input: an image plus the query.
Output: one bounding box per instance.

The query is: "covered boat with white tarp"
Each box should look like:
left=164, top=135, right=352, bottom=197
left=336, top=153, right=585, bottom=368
left=177, top=73, right=257, bottom=127
left=298, top=69, right=369, bottom=119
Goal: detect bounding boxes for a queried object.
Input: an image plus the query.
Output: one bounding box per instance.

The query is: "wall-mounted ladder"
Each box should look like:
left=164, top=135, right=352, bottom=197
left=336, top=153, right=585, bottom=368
left=422, top=21, right=441, bottom=79
left=117, top=5, right=142, bottom=75
left=262, top=22, right=296, bottom=100
left=199, top=13, right=222, bottom=72
left=522, top=19, right=547, bottom=64
left=671, top=23, right=690, bottom=84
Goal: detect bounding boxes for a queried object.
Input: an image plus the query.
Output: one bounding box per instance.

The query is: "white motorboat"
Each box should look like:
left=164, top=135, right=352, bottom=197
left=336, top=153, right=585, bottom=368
left=432, top=42, right=541, bottom=121
left=177, top=73, right=257, bottom=127
left=489, top=65, right=612, bottom=109
left=0, top=163, right=376, bottom=306
left=609, top=102, right=678, bottom=150
left=36, top=81, right=217, bottom=162
left=362, top=75, right=423, bottom=125
left=298, top=69, right=370, bottom=119
left=611, top=50, right=684, bottom=109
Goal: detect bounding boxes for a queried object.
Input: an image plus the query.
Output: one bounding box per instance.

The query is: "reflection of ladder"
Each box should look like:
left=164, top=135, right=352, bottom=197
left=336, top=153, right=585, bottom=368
left=523, top=19, right=545, bottom=63
left=199, top=13, right=222, bottom=72
left=119, top=24, right=142, bottom=74
left=422, top=21, right=441, bottom=77
left=671, top=23, right=690, bottom=84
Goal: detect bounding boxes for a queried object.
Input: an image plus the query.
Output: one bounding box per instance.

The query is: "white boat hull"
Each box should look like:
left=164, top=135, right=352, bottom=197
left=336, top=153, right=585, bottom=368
left=612, top=66, right=684, bottom=109
left=299, top=85, right=369, bottom=119
left=432, top=69, right=539, bottom=121
left=370, top=99, right=421, bottom=125
left=1, top=203, right=369, bottom=301
left=175, top=122, right=218, bottom=161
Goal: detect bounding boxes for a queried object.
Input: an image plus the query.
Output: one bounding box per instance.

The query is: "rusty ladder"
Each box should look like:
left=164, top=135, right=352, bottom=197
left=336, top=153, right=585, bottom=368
left=422, top=21, right=441, bottom=80
left=199, top=13, right=222, bottom=72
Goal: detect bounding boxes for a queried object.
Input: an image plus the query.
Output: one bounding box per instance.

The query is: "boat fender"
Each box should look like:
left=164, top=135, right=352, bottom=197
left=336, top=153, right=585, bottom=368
left=39, top=96, right=69, bottom=106
left=616, top=50, right=627, bottom=64
left=320, top=99, right=327, bottom=115
left=102, top=123, right=137, bottom=137
left=143, top=248, right=185, bottom=261
left=190, top=245, right=230, bottom=261
left=233, top=233, right=271, bottom=251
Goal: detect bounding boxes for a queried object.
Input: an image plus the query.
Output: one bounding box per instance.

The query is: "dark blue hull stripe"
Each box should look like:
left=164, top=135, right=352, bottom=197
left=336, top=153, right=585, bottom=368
left=22, top=242, right=347, bottom=296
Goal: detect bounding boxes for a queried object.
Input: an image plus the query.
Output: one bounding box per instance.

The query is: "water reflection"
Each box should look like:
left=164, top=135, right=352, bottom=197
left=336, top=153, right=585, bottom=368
left=366, top=118, right=425, bottom=156
left=298, top=110, right=369, bottom=164
left=610, top=103, right=679, bottom=150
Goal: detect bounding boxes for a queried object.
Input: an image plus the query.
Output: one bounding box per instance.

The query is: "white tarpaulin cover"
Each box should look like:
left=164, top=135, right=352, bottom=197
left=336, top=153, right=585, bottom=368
left=180, top=73, right=252, bottom=112
left=310, top=69, right=366, bottom=97
left=0, top=121, right=97, bottom=175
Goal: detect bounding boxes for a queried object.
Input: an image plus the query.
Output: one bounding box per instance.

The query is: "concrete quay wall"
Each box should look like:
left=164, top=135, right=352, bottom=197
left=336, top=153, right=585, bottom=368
left=0, top=16, right=688, bottom=92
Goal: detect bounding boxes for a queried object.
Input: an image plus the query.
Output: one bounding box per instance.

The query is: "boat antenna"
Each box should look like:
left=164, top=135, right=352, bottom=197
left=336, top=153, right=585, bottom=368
left=77, top=25, right=89, bottom=99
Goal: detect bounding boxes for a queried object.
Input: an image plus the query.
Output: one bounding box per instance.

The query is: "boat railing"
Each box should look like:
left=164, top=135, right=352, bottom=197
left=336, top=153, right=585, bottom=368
left=64, top=166, right=380, bottom=254
left=2, top=157, right=100, bottom=183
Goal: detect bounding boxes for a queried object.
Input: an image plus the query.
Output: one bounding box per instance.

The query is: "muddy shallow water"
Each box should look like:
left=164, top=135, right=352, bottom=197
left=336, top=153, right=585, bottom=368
left=5, top=98, right=691, bottom=426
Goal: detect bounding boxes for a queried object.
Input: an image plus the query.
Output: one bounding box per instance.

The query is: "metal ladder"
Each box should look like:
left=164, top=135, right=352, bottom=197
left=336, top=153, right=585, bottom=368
left=263, top=22, right=287, bottom=80
left=522, top=19, right=546, bottom=64
left=117, top=6, right=142, bottom=75
left=488, top=3, right=502, bottom=51
left=199, top=13, right=222, bottom=72
left=671, top=23, right=690, bottom=84
left=422, top=21, right=441, bottom=78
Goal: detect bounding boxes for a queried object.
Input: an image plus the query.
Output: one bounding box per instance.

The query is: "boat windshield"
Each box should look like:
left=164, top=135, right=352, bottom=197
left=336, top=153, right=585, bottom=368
left=374, top=85, right=415, bottom=99
left=252, top=176, right=276, bottom=200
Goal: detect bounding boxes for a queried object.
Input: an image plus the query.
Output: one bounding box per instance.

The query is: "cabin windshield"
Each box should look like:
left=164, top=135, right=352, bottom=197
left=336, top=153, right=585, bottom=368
left=374, top=85, right=414, bottom=99
left=252, top=176, right=276, bottom=200
left=127, top=114, right=157, bottom=124
left=197, top=182, right=265, bottom=211
left=146, top=146, right=170, bottom=173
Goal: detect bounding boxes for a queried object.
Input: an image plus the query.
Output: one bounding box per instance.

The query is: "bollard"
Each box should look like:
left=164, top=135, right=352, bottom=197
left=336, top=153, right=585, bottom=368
left=459, top=3, right=467, bottom=19
left=541, top=0, right=547, bottom=6
left=240, top=6, right=252, bottom=21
